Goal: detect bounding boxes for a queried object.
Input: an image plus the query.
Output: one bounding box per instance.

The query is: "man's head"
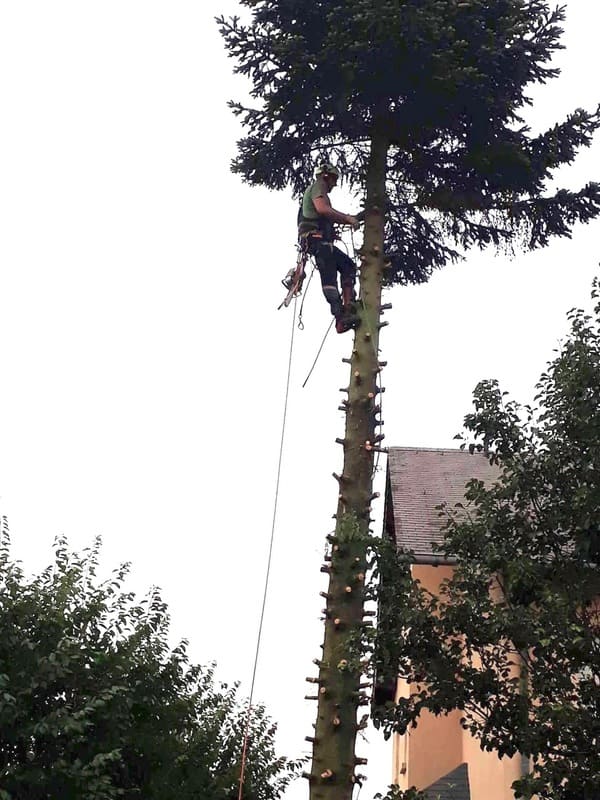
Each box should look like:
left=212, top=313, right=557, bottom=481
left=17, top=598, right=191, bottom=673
left=315, top=162, right=340, bottom=189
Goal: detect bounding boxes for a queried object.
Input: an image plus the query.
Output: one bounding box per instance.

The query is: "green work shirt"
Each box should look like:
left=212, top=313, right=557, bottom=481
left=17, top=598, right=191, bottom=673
left=298, top=176, right=333, bottom=238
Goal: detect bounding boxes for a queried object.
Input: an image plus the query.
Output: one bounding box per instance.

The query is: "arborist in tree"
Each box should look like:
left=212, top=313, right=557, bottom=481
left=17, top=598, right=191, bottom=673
left=297, top=162, right=361, bottom=333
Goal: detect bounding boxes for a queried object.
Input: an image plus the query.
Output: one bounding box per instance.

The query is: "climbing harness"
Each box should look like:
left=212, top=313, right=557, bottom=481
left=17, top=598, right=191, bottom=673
left=237, top=297, right=298, bottom=800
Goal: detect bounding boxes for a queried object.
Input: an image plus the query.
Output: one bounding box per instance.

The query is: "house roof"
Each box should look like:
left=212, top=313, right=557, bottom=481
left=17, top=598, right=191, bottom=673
left=423, top=763, right=471, bottom=800
left=385, top=447, right=500, bottom=563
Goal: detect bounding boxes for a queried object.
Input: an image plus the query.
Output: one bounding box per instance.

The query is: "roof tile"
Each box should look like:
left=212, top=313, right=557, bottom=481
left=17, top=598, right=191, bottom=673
left=386, top=447, right=500, bottom=563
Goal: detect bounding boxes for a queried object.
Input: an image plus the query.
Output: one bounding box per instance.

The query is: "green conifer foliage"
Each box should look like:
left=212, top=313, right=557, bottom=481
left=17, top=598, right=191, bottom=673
left=218, top=0, right=600, bottom=284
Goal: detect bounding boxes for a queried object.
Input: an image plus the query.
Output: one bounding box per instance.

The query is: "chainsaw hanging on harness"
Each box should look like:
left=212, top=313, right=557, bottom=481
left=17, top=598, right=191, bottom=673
left=278, top=238, right=309, bottom=311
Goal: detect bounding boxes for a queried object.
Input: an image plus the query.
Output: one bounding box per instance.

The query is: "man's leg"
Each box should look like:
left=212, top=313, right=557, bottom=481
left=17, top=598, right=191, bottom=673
left=332, top=246, right=357, bottom=309
left=308, top=238, right=359, bottom=333
left=308, top=239, right=344, bottom=317
left=332, top=246, right=360, bottom=332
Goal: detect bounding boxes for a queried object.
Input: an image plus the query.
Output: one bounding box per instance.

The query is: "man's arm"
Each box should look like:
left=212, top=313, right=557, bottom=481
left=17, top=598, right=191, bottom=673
left=314, top=194, right=359, bottom=228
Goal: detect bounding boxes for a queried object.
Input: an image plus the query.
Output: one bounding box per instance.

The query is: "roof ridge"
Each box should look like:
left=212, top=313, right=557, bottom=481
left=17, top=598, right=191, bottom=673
left=389, top=446, right=474, bottom=454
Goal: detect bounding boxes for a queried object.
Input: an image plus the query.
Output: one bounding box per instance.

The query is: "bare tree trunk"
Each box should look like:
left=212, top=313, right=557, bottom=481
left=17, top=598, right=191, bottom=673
left=308, top=124, right=388, bottom=800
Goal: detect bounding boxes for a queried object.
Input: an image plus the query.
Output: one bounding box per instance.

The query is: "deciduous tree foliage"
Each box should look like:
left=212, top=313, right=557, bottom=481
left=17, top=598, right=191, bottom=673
left=219, top=3, right=600, bottom=797
left=372, top=286, right=600, bottom=800
left=0, top=531, right=298, bottom=800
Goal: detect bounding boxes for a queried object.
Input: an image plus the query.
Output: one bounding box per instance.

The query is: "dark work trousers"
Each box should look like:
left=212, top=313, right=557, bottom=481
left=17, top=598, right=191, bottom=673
left=305, top=235, right=356, bottom=292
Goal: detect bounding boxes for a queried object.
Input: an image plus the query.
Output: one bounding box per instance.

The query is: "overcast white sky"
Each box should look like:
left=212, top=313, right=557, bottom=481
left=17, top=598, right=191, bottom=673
left=0, top=2, right=598, bottom=798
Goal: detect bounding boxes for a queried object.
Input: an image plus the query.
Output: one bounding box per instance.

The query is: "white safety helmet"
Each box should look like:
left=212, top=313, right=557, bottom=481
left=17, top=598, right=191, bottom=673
left=315, top=162, right=341, bottom=179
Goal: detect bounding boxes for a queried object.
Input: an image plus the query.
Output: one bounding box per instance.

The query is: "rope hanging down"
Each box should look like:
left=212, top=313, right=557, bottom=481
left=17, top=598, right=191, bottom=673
left=302, top=318, right=334, bottom=388
left=237, top=296, right=299, bottom=800
left=297, top=262, right=315, bottom=331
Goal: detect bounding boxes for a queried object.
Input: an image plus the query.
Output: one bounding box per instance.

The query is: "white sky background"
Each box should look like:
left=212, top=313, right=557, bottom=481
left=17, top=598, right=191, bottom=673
left=0, top=1, right=598, bottom=797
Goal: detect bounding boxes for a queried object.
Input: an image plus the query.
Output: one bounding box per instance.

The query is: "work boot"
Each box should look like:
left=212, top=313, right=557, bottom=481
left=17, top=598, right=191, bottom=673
left=335, top=284, right=360, bottom=333
left=323, top=285, right=360, bottom=333
left=335, top=308, right=361, bottom=334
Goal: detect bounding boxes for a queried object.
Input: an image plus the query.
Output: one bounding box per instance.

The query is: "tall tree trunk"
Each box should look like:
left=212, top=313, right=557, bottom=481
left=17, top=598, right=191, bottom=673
left=308, top=124, right=388, bottom=800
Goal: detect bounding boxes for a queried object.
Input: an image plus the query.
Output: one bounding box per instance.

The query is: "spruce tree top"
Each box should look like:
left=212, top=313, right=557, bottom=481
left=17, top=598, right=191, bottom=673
left=219, top=1, right=600, bottom=284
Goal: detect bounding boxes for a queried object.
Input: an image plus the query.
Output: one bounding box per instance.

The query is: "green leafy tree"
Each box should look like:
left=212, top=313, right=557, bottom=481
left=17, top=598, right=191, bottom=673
left=0, top=529, right=299, bottom=800
left=372, top=285, right=600, bottom=800
left=218, top=2, right=600, bottom=797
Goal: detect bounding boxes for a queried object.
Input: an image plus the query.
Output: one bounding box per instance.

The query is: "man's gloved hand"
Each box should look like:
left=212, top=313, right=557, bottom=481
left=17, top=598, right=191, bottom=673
left=344, top=214, right=360, bottom=229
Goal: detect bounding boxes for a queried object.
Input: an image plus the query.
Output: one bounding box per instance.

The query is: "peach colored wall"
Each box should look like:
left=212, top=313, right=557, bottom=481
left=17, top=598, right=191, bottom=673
left=412, top=563, right=454, bottom=594
left=393, top=565, right=462, bottom=789
left=406, top=708, right=463, bottom=790
left=392, top=564, right=524, bottom=800
left=462, top=728, right=522, bottom=800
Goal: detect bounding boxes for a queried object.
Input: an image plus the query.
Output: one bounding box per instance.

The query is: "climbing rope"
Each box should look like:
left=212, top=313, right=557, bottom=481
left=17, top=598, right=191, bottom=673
left=302, top=317, right=335, bottom=388
left=297, top=262, right=316, bottom=331
left=237, top=297, right=298, bottom=800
